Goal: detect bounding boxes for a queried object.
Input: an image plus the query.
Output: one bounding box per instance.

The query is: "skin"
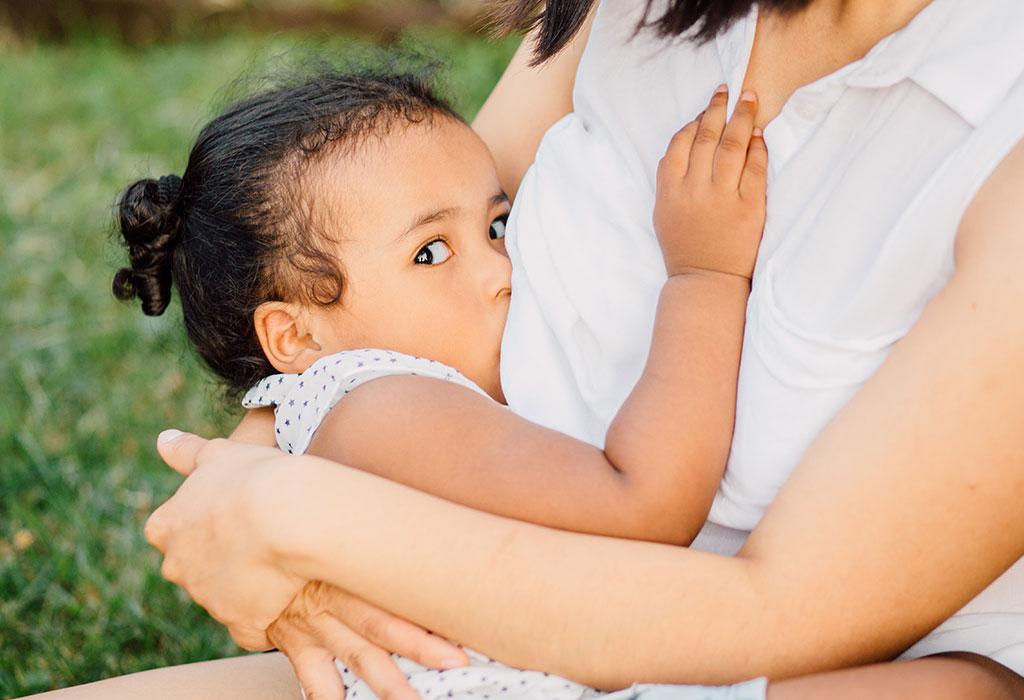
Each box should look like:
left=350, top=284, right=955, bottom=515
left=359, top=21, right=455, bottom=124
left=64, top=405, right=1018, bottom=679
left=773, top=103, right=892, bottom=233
left=251, top=118, right=515, bottom=404
left=141, top=141, right=1024, bottom=690
left=31, top=79, right=771, bottom=700
left=271, top=97, right=766, bottom=547
left=142, top=95, right=1024, bottom=696
left=23, top=0, right=1024, bottom=698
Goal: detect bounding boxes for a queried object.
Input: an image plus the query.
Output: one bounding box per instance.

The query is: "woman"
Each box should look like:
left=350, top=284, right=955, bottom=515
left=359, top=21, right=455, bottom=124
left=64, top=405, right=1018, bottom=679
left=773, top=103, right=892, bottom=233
left=32, top=0, right=1024, bottom=697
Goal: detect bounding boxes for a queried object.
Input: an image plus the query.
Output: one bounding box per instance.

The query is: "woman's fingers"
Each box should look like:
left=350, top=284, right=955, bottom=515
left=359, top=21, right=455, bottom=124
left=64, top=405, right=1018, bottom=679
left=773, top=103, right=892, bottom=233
left=294, top=647, right=348, bottom=700
left=325, top=587, right=468, bottom=670
left=155, top=429, right=208, bottom=476
left=146, top=435, right=307, bottom=655
left=269, top=584, right=462, bottom=700
left=687, top=84, right=730, bottom=176
left=321, top=620, right=422, bottom=700
left=228, top=623, right=277, bottom=653
left=270, top=621, right=348, bottom=700
left=145, top=431, right=213, bottom=551
left=714, top=90, right=758, bottom=188
left=740, top=128, right=769, bottom=204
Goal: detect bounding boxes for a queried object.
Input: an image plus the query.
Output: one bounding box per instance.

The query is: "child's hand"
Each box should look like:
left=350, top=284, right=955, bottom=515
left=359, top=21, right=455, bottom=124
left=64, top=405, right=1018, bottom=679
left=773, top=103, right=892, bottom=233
left=653, top=86, right=768, bottom=280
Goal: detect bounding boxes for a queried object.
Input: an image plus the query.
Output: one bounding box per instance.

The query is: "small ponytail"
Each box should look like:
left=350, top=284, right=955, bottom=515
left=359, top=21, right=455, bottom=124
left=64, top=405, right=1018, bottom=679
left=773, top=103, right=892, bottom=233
left=113, top=174, right=185, bottom=316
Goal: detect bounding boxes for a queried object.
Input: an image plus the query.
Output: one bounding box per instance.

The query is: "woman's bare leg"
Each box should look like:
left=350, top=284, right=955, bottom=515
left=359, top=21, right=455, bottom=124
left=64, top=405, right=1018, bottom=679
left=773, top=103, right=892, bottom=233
left=19, top=652, right=301, bottom=700
left=19, top=650, right=1024, bottom=700
left=768, top=653, right=1024, bottom=700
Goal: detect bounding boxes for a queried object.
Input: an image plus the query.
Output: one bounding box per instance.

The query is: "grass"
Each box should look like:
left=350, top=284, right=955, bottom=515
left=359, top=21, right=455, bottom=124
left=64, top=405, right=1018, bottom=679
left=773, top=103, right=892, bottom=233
left=0, top=27, right=518, bottom=698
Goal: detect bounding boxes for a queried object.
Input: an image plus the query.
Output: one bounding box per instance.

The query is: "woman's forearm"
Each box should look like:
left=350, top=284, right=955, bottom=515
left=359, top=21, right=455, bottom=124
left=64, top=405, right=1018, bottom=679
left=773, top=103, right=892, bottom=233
left=264, top=194, right=1024, bottom=686
left=268, top=456, right=762, bottom=688
left=155, top=141, right=1024, bottom=689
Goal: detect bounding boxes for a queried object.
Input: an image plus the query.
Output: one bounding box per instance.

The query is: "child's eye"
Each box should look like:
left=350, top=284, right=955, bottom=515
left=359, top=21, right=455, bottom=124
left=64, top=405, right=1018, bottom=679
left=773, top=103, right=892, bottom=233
left=489, top=215, right=508, bottom=240
left=414, top=239, right=452, bottom=265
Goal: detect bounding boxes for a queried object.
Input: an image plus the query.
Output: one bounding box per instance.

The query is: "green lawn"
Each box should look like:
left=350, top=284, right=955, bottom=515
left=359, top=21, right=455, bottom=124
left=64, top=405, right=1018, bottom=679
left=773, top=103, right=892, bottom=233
left=0, top=27, right=517, bottom=697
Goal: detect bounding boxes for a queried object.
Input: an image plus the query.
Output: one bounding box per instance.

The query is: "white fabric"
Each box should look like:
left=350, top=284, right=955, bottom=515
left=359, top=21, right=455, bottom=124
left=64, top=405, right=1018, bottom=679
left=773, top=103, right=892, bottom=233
left=330, top=649, right=764, bottom=700
left=501, top=0, right=1024, bottom=674
left=242, top=348, right=488, bottom=454
left=334, top=649, right=599, bottom=700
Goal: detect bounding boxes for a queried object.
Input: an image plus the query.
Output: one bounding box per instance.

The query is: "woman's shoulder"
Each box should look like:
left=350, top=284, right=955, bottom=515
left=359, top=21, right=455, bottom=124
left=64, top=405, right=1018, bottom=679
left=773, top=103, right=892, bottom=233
left=956, top=131, right=1024, bottom=268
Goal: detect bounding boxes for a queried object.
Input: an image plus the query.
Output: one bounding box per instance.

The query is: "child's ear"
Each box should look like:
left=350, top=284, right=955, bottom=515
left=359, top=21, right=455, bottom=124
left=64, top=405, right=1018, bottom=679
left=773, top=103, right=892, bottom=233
left=253, top=301, right=322, bottom=374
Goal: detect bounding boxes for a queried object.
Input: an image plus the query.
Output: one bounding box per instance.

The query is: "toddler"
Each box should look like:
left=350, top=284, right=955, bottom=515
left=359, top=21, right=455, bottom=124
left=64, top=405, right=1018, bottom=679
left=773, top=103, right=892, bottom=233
left=115, top=69, right=766, bottom=700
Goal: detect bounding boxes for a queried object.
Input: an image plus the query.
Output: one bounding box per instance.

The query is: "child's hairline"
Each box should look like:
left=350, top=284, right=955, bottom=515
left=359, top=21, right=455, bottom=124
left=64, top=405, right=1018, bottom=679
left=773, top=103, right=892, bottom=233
left=259, top=104, right=466, bottom=311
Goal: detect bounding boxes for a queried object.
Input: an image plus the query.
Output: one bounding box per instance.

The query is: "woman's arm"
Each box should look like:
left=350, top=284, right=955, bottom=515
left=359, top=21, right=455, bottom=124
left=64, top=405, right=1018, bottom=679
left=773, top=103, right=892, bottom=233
left=149, top=139, right=1024, bottom=687
left=470, top=5, right=595, bottom=200
left=305, top=90, right=765, bottom=545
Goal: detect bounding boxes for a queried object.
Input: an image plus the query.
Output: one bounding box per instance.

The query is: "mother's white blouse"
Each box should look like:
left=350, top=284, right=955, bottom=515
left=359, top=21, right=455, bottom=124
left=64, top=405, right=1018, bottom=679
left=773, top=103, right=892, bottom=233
left=500, top=0, right=1024, bottom=673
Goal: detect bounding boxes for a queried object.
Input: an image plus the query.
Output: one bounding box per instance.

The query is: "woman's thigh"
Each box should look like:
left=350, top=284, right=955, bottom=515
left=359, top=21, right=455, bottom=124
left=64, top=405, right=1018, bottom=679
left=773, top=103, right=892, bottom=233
left=21, top=652, right=301, bottom=700
left=768, top=653, right=1024, bottom=700
left=21, top=651, right=1024, bottom=700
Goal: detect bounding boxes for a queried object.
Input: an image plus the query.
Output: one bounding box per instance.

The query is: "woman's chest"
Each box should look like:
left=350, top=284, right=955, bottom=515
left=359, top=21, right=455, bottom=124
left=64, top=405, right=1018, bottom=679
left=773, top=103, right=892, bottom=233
left=505, top=0, right=1024, bottom=467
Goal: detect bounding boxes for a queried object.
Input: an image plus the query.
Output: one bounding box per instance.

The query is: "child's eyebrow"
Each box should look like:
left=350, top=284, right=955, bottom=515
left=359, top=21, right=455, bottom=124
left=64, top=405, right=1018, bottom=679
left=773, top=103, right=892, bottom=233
left=400, top=206, right=459, bottom=239
left=392, top=192, right=509, bottom=245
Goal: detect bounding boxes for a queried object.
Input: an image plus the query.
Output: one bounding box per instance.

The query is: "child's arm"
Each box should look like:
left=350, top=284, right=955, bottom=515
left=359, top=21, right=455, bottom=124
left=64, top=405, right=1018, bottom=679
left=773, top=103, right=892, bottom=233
left=309, top=88, right=765, bottom=545
left=229, top=407, right=279, bottom=447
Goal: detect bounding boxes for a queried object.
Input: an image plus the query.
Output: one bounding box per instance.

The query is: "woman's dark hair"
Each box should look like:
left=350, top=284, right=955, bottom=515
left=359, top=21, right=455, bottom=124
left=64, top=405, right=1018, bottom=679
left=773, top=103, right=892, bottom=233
left=489, top=0, right=814, bottom=65
left=113, top=69, right=459, bottom=398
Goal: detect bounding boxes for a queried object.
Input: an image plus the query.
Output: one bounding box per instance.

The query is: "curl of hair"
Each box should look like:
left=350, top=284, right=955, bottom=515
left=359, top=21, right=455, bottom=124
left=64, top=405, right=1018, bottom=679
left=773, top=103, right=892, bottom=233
left=113, top=176, right=185, bottom=316
left=488, top=0, right=814, bottom=64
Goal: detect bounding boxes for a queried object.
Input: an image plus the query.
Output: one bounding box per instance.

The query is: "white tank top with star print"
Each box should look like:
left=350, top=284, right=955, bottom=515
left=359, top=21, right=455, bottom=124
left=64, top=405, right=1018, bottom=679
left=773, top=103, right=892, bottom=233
left=242, top=348, right=489, bottom=455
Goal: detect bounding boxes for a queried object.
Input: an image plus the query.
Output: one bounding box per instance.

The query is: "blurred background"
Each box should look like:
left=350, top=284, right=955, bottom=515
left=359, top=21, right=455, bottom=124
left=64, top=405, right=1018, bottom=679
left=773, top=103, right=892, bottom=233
left=0, top=1, right=518, bottom=695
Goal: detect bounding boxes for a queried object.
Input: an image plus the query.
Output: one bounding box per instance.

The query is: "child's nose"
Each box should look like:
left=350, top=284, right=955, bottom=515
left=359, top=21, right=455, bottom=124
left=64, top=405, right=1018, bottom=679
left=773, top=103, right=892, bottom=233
left=481, top=243, right=512, bottom=300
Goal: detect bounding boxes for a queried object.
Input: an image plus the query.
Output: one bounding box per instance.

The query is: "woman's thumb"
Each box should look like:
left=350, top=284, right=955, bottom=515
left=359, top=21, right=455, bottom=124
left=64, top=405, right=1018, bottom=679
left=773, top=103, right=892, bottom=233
left=156, top=429, right=207, bottom=476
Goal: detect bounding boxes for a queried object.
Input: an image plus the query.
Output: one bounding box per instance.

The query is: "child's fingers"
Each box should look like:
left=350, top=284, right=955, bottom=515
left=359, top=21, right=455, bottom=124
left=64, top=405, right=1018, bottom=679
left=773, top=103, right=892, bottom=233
left=687, top=84, right=730, bottom=176
left=658, top=117, right=702, bottom=184
left=740, top=127, right=769, bottom=204
left=714, top=90, right=758, bottom=188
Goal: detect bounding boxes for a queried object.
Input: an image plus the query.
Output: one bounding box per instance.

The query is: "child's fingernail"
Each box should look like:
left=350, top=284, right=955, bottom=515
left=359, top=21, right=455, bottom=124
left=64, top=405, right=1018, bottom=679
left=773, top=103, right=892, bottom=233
left=752, top=127, right=763, bottom=137
left=158, top=429, right=185, bottom=445
left=714, top=83, right=728, bottom=94
left=740, top=90, right=757, bottom=103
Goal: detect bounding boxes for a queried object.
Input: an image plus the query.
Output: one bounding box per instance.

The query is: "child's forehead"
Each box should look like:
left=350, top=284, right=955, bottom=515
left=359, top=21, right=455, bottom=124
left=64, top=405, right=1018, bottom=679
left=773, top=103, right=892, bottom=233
left=313, top=117, right=502, bottom=239
left=323, top=118, right=495, bottom=195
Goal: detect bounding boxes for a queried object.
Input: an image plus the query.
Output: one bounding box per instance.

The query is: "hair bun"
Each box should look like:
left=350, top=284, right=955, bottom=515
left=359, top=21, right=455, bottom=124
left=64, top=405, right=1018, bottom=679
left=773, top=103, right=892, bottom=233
left=112, top=176, right=185, bottom=316
left=156, top=174, right=183, bottom=208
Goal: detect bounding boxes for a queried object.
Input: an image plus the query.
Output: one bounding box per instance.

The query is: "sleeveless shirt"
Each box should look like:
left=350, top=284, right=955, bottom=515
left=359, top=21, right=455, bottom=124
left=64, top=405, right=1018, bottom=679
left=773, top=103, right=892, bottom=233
left=500, top=0, right=1024, bottom=672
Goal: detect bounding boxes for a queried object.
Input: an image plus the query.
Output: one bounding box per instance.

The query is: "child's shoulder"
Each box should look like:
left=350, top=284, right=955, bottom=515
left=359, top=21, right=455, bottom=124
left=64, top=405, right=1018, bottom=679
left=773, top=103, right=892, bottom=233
left=242, top=349, right=487, bottom=454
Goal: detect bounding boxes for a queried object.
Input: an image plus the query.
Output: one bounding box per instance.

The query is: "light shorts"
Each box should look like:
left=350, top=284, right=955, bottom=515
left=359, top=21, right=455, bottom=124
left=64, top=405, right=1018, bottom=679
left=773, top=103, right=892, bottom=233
left=327, top=649, right=767, bottom=700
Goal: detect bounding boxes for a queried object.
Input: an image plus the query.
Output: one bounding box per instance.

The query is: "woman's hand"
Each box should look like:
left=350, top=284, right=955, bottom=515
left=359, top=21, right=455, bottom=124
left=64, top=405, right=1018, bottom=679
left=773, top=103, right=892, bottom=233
left=653, top=85, right=767, bottom=280
left=146, top=431, right=307, bottom=649
left=148, top=431, right=469, bottom=699
left=268, top=582, right=469, bottom=700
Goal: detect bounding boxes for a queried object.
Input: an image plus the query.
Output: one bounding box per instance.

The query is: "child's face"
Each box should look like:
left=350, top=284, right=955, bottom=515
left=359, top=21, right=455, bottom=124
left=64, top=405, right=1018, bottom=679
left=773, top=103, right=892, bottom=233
left=306, top=116, right=512, bottom=402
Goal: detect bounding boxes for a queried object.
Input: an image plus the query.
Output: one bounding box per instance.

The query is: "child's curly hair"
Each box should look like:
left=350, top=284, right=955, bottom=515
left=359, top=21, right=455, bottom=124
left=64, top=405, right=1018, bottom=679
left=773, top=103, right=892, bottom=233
left=113, top=69, right=459, bottom=399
